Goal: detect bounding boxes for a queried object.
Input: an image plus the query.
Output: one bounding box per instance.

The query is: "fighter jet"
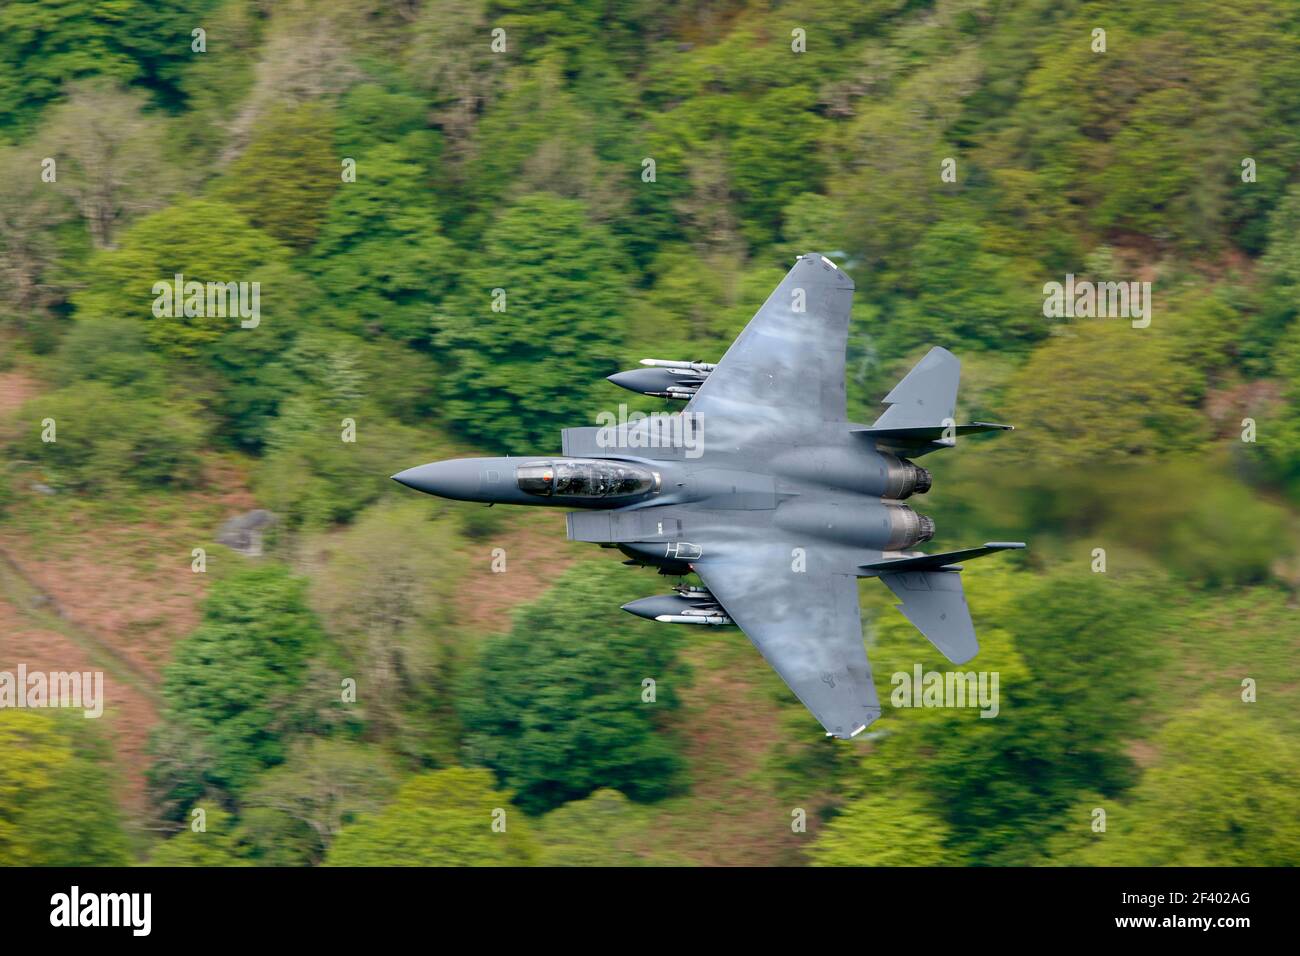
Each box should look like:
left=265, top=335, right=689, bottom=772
left=393, top=253, right=1024, bottom=738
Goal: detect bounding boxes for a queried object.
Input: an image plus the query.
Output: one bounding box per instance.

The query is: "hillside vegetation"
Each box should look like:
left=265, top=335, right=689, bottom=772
left=1, top=0, right=1298, bottom=866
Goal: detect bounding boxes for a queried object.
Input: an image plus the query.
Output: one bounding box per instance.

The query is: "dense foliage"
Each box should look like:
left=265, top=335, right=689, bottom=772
left=1, top=0, right=1297, bottom=867
left=459, top=560, right=688, bottom=813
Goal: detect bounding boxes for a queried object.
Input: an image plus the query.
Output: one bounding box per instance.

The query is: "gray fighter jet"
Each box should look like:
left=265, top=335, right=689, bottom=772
left=393, top=253, right=1024, bottom=738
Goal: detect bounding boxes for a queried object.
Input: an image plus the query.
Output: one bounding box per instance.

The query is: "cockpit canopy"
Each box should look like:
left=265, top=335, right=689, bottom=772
left=516, top=459, right=657, bottom=498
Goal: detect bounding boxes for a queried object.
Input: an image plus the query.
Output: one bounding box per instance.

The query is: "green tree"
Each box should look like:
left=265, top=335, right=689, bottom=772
left=0, top=0, right=219, bottom=134
left=310, top=141, right=457, bottom=344
left=434, top=194, right=629, bottom=451
left=1059, top=703, right=1300, bottom=866
left=334, top=84, right=432, bottom=154
left=454, top=56, right=632, bottom=242
left=0, top=711, right=130, bottom=866
left=1250, top=185, right=1300, bottom=370
left=403, top=0, right=501, bottom=167
left=727, top=86, right=827, bottom=247
left=169, top=0, right=264, bottom=160
left=833, top=565, right=1167, bottom=864
left=74, top=199, right=292, bottom=360
left=254, top=386, right=428, bottom=530
left=990, top=321, right=1206, bottom=471
left=537, top=788, right=682, bottom=866
left=213, top=102, right=339, bottom=251
left=459, top=559, right=688, bottom=814
left=149, top=563, right=331, bottom=808
left=832, top=111, right=936, bottom=273
left=305, top=499, right=464, bottom=763
left=1092, top=87, right=1197, bottom=238
left=53, top=317, right=164, bottom=394
left=356, top=339, right=444, bottom=424
left=240, top=739, right=397, bottom=866
left=890, top=220, right=1044, bottom=355
left=1251, top=319, right=1300, bottom=498
left=809, top=790, right=952, bottom=867
left=326, top=768, right=538, bottom=866
left=72, top=198, right=310, bottom=450
left=41, top=80, right=181, bottom=249
left=14, top=382, right=203, bottom=492
left=146, top=804, right=252, bottom=866
left=0, top=142, right=73, bottom=334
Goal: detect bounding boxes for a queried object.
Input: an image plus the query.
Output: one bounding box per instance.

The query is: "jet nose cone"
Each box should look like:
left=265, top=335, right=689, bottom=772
left=390, top=466, right=422, bottom=490
left=390, top=460, right=483, bottom=500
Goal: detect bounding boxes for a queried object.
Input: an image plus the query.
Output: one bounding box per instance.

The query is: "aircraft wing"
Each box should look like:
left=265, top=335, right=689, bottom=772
left=693, top=543, right=881, bottom=739
left=686, top=253, right=854, bottom=434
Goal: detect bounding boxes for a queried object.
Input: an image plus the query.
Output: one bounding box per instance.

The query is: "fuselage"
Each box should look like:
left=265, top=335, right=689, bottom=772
left=391, top=423, right=936, bottom=576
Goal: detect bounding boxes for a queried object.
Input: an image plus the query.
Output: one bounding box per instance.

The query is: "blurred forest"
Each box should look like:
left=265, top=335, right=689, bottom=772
left=1, top=0, right=1299, bottom=866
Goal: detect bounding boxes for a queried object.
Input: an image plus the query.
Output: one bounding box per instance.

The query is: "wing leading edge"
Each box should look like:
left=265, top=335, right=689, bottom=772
left=685, top=253, right=854, bottom=433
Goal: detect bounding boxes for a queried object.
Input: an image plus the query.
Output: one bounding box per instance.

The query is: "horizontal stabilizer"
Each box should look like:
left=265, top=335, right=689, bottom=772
left=852, top=421, right=1013, bottom=445
left=879, top=570, right=978, bottom=664
left=861, top=542, right=1025, bottom=574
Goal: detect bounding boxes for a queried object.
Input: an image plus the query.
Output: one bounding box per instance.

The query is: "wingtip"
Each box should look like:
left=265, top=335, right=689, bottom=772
left=825, top=708, right=882, bottom=739
left=797, top=252, right=854, bottom=289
